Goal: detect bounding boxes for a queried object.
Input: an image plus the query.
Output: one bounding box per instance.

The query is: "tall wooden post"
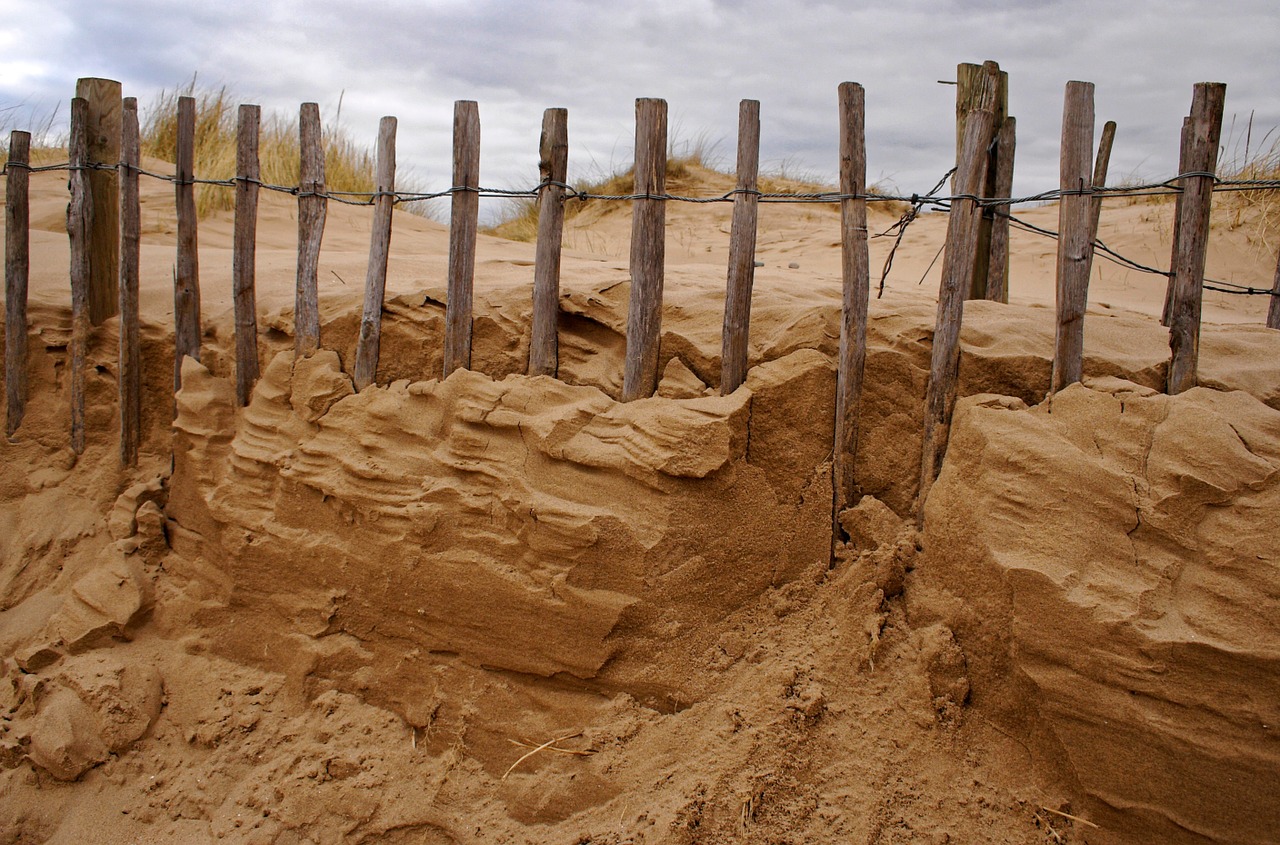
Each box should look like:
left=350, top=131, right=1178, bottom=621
left=443, top=100, right=480, bottom=378
left=529, top=107, right=569, bottom=377
left=621, top=98, right=668, bottom=402
left=119, top=99, right=142, bottom=466
left=985, top=116, right=1016, bottom=303
left=918, top=103, right=996, bottom=524
left=834, top=83, right=869, bottom=522
left=68, top=98, right=91, bottom=455
left=1089, top=121, right=1117, bottom=246
left=1167, top=83, right=1227, bottom=395
left=1050, top=82, right=1096, bottom=394
left=720, top=99, right=761, bottom=396
left=75, top=77, right=121, bottom=326
left=956, top=61, right=1007, bottom=300
left=353, top=116, right=398, bottom=391
left=1268, top=248, right=1280, bottom=330
left=234, top=104, right=261, bottom=405
left=5, top=131, right=31, bottom=438
left=296, top=102, right=326, bottom=357
left=174, top=95, right=201, bottom=390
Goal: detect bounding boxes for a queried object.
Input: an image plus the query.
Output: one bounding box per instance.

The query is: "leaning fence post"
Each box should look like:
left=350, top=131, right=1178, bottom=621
left=621, top=98, right=668, bottom=402
left=918, top=102, right=996, bottom=524
left=68, top=98, right=91, bottom=455
left=234, top=104, right=261, bottom=405
left=119, top=98, right=142, bottom=466
left=296, top=102, right=326, bottom=358
left=443, top=100, right=480, bottom=378
left=529, top=107, right=568, bottom=377
left=719, top=99, right=761, bottom=396
left=956, top=61, right=1006, bottom=300
left=1167, top=82, right=1227, bottom=395
left=1089, top=121, right=1117, bottom=246
left=1162, top=117, right=1193, bottom=327
left=174, top=95, right=201, bottom=390
left=1050, top=81, right=1096, bottom=394
left=834, top=83, right=870, bottom=525
left=353, top=116, right=398, bottom=391
left=76, top=77, right=121, bottom=326
left=985, top=116, right=1016, bottom=303
left=5, top=130, right=31, bottom=438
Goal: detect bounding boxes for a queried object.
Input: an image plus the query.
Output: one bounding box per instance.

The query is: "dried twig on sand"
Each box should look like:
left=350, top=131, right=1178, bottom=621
left=501, top=732, right=594, bottom=780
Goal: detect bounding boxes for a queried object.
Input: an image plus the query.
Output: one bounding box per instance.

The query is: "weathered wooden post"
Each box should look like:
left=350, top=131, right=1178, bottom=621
left=76, top=77, right=121, bottom=326
left=296, top=102, right=326, bottom=357
left=234, top=104, right=261, bottom=406
left=834, top=83, right=870, bottom=524
left=621, top=98, right=668, bottom=402
left=720, top=99, right=761, bottom=396
left=918, top=101, right=996, bottom=524
left=1167, top=82, right=1227, bottom=395
left=5, top=130, right=31, bottom=438
left=529, top=107, right=569, bottom=377
left=119, top=98, right=142, bottom=465
left=353, top=116, right=398, bottom=391
left=985, top=116, right=1016, bottom=303
left=1268, top=249, right=1280, bottom=330
left=443, top=100, right=480, bottom=378
left=956, top=61, right=1007, bottom=300
left=1089, top=121, right=1117, bottom=246
left=68, top=98, right=91, bottom=455
left=174, top=95, right=201, bottom=390
left=1162, top=117, right=1193, bottom=327
left=1050, top=81, right=1096, bottom=394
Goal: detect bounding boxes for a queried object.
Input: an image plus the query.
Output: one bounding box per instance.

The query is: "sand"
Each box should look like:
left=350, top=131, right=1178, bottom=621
left=1, top=160, right=1278, bottom=844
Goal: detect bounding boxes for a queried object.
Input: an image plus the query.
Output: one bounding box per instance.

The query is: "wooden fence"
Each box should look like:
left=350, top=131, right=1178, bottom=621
left=2, top=66, right=1269, bottom=540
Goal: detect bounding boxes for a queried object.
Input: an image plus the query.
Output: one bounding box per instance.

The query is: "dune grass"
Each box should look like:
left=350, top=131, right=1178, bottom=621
left=1218, top=117, right=1280, bottom=248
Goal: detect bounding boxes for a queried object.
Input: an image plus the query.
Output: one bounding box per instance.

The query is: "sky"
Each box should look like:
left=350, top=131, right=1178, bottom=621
left=2, top=0, right=1278, bottom=220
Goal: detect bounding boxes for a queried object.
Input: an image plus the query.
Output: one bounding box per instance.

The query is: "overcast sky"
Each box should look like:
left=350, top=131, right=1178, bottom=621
left=2, top=0, right=1278, bottom=217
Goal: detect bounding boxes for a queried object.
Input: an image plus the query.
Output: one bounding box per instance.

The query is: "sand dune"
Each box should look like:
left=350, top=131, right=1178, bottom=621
left=2, top=161, right=1279, bottom=843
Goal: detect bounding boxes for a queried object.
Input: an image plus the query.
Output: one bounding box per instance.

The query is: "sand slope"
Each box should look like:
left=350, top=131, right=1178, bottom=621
left=2, top=162, right=1279, bottom=844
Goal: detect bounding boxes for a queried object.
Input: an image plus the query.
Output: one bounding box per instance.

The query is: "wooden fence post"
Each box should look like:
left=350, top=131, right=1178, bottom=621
left=443, top=100, right=480, bottom=378
left=621, top=98, right=668, bottom=402
left=719, top=99, right=761, bottom=396
left=354, top=116, right=398, bottom=391
left=68, top=98, right=91, bottom=455
left=296, top=102, right=326, bottom=357
left=1050, top=81, right=1096, bottom=393
left=985, top=116, right=1016, bottom=303
left=234, top=104, right=261, bottom=406
left=529, top=107, right=568, bottom=377
left=956, top=61, right=1007, bottom=300
left=174, top=95, right=201, bottom=390
left=1162, top=117, right=1193, bottom=327
left=834, top=83, right=869, bottom=524
left=1268, top=248, right=1280, bottom=330
left=76, top=77, right=121, bottom=326
left=1167, top=82, right=1227, bottom=395
left=119, top=99, right=141, bottom=466
left=5, top=130, right=30, bottom=438
left=1089, top=121, right=1117, bottom=245
left=918, top=103, right=996, bottom=524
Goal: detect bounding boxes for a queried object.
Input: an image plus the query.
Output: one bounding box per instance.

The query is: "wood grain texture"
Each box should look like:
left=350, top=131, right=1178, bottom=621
left=76, top=77, right=120, bottom=326
left=1162, top=117, right=1193, bottom=327
left=918, top=103, right=996, bottom=523
left=1050, top=81, right=1096, bottom=393
left=1167, top=83, right=1226, bottom=395
left=5, top=131, right=30, bottom=438
left=985, top=116, right=1016, bottom=303
left=295, top=102, right=326, bottom=357
left=1268, top=247, right=1280, bottom=330
left=234, top=104, right=261, bottom=406
left=719, top=99, right=760, bottom=396
left=529, top=108, right=568, bottom=377
left=353, top=116, right=398, bottom=391
left=443, top=101, right=479, bottom=378
left=957, top=61, right=1006, bottom=300
left=621, top=98, right=667, bottom=402
left=119, top=99, right=141, bottom=466
left=68, top=99, right=91, bottom=455
left=834, top=83, right=869, bottom=518
left=174, top=95, right=201, bottom=390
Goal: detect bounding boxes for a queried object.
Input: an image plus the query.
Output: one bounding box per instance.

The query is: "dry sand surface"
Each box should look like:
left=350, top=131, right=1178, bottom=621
left=1, top=161, right=1279, bottom=844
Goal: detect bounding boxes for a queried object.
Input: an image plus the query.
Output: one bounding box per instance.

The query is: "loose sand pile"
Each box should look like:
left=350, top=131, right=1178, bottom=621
left=2, top=162, right=1278, bottom=844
